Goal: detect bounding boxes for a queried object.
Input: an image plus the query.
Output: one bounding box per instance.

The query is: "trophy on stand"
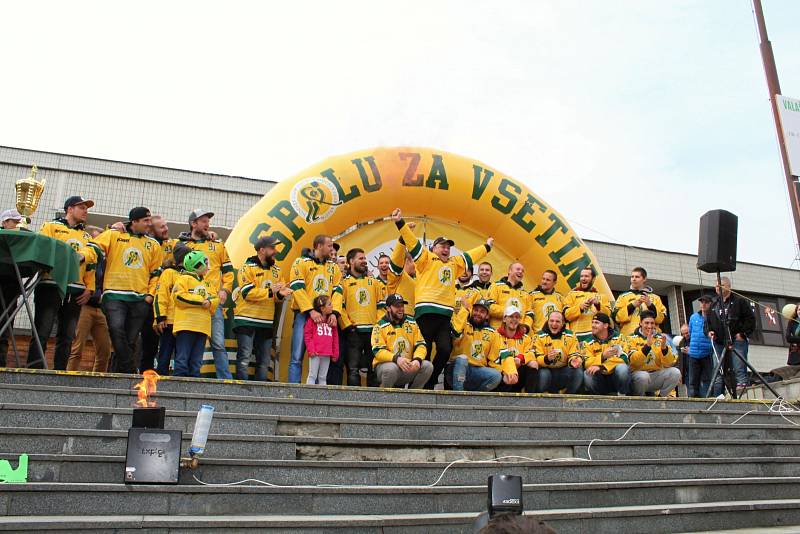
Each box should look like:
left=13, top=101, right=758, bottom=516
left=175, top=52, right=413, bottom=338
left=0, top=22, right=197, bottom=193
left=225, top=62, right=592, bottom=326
left=15, top=165, right=46, bottom=229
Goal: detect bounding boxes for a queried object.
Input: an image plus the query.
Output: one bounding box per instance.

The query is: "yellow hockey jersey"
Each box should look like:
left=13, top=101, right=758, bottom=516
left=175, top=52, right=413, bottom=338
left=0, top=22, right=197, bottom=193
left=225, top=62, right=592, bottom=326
left=563, top=288, right=612, bottom=336
left=232, top=256, right=286, bottom=329
left=487, top=278, right=532, bottom=330
left=153, top=267, right=180, bottom=325
left=39, top=219, right=96, bottom=294
left=288, top=254, right=343, bottom=313
left=387, top=241, right=416, bottom=316
left=398, top=221, right=489, bottom=318
left=89, top=229, right=163, bottom=302
left=451, top=307, right=510, bottom=372
left=172, top=272, right=218, bottom=336
left=612, top=290, right=667, bottom=336
left=177, top=235, right=234, bottom=294
left=582, top=331, right=629, bottom=374
left=341, top=274, right=386, bottom=332
left=528, top=289, right=564, bottom=333
left=160, top=237, right=179, bottom=258
left=370, top=315, right=427, bottom=368
left=534, top=329, right=582, bottom=369
left=495, top=327, right=535, bottom=375
left=626, top=329, right=677, bottom=372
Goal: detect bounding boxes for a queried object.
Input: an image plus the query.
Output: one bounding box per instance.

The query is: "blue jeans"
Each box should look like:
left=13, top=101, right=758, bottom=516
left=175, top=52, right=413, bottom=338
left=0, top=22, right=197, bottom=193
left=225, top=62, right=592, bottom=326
left=174, top=330, right=207, bottom=377
left=712, top=340, right=749, bottom=394
left=210, top=306, right=232, bottom=379
left=538, top=366, right=583, bottom=394
left=156, top=326, right=176, bottom=375
left=451, top=356, right=502, bottom=391
left=584, top=364, right=631, bottom=395
left=686, top=355, right=713, bottom=397
left=288, top=311, right=307, bottom=383
left=235, top=326, right=271, bottom=381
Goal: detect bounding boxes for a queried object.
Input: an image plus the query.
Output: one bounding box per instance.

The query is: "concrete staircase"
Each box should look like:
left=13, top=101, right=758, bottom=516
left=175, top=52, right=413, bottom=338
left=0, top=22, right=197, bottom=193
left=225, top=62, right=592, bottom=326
left=1, top=369, right=800, bottom=533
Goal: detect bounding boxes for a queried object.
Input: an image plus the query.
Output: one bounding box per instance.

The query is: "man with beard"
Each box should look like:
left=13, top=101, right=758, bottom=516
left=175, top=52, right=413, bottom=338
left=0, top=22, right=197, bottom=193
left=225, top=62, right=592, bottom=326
left=27, top=196, right=97, bottom=369
left=340, top=248, right=386, bottom=386
left=288, top=234, right=343, bottom=383
left=178, top=209, right=235, bottom=378
left=449, top=298, right=504, bottom=392
left=628, top=311, right=680, bottom=396
left=488, top=262, right=532, bottom=331
left=391, top=208, right=493, bottom=389
left=582, top=313, right=631, bottom=395
left=534, top=310, right=583, bottom=394
left=371, top=293, right=432, bottom=388
left=612, top=267, right=667, bottom=336
left=529, top=270, right=564, bottom=333
left=232, top=236, right=292, bottom=381
left=563, top=266, right=612, bottom=344
left=494, top=305, right=537, bottom=392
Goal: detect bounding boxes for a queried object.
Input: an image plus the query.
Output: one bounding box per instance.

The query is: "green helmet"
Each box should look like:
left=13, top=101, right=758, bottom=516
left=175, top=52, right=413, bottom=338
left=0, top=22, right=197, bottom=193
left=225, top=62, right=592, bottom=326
left=183, top=250, right=208, bottom=273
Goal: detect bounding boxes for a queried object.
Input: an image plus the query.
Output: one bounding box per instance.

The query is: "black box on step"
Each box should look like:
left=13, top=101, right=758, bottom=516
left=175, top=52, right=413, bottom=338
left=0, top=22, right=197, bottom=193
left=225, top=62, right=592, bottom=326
left=124, top=427, right=181, bottom=484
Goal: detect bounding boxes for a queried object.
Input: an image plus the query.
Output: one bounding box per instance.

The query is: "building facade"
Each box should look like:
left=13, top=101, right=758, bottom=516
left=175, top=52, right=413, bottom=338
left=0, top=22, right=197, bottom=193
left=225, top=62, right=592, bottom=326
left=3, top=145, right=799, bottom=372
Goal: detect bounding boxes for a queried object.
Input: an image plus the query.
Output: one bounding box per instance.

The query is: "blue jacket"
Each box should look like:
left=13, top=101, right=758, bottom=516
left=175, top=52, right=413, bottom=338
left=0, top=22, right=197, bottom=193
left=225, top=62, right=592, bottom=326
left=688, top=311, right=712, bottom=358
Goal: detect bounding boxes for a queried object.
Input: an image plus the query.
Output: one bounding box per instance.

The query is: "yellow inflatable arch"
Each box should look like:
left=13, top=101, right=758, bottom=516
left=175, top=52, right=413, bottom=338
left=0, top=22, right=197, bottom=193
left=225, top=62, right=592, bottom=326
left=226, top=146, right=612, bottom=381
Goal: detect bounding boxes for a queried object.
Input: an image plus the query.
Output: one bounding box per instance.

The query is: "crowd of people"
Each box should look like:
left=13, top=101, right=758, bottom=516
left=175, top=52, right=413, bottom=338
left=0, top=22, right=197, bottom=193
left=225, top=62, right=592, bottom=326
left=0, top=200, right=762, bottom=398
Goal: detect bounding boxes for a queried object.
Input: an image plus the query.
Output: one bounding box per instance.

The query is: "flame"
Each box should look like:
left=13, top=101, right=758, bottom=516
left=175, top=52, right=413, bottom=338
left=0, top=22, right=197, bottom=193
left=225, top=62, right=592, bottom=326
left=133, top=370, right=160, bottom=407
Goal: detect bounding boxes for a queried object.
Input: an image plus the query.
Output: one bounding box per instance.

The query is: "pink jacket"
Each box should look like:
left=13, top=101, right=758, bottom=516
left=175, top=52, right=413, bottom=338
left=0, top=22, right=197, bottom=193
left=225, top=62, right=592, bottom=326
left=303, top=317, right=339, bottom=361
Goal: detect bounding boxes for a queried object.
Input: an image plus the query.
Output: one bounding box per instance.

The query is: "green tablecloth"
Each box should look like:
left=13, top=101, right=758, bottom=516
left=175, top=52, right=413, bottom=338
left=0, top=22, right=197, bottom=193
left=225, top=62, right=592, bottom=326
left=0, top=229, right=80, bottom=299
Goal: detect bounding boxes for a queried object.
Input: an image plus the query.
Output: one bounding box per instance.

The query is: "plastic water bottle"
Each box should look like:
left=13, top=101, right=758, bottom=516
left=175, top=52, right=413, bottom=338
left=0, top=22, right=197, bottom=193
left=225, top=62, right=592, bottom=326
left=189, top=404, right=214, bottom=456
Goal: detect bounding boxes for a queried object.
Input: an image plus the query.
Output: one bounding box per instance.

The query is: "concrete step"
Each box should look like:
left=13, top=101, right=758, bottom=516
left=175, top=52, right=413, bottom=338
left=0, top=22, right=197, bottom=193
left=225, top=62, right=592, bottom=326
left=2, top=426, right=800, bottom=462
left=0, top=367, right=765, bottom=412
left=7, top=452, right=800, bottom=486
left=2, top=478, right=800, bottom=518
left=3, top=403, right=799, bottom=442
left=0, top=383, right=791, bottom=426
left=2, top=501, right=800, bottom=533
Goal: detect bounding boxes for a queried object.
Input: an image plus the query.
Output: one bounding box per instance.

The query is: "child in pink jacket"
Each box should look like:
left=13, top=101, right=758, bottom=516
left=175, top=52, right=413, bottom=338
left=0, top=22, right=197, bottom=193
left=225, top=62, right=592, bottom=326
left=304, top=295, right=339, bottom=385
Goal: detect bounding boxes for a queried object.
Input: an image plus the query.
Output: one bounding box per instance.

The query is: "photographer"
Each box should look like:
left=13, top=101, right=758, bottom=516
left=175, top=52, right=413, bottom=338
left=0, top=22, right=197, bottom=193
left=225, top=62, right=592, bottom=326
left=704, top=277, right=755, bottom=397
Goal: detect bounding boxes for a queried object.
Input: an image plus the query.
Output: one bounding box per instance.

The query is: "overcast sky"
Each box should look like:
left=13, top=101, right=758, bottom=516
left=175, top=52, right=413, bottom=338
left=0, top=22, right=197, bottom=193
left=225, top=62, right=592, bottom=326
left=2, top=0, right=799, bottom=268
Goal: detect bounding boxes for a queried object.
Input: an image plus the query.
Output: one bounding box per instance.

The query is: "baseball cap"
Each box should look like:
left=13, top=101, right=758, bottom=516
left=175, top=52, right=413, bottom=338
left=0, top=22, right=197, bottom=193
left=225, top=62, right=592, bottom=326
left=593, top=312, right=612, bottom=325
left=128, top=207, right=151, bottom=221
left=432, top=236, right=455, bottom=248
left=1, top=209, right=23, bottom=223
left=63, top=196, right=95, bottom=211
left=473, top=298, right=491, bottom=311
left=385, top=294, right=408, bottom=307
left=254, top=236, right=279, bottom=250
left=698, top=294, right=713, bottom=302
left=504, top=305, right=522, bottom=317
left=188, top=209, right=214, bottom=224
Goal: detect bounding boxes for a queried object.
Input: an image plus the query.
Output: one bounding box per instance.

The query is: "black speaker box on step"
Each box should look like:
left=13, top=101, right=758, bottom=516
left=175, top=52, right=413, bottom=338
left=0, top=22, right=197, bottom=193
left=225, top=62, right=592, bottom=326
left=697, top=210, right=737, bottom=273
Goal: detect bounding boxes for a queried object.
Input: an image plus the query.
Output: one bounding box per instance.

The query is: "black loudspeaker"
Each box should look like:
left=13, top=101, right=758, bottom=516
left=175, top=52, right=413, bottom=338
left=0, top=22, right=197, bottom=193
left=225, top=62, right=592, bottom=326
left=697, top=210, right=737, bottom=273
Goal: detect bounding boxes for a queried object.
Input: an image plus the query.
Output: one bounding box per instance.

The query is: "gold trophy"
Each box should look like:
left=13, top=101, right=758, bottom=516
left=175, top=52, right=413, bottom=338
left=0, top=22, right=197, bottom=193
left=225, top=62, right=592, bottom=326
left=15, top=165, right=46, bottom=229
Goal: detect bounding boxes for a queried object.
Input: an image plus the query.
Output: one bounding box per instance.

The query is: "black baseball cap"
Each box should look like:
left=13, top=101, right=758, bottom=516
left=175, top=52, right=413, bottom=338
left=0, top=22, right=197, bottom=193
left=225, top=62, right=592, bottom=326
left=473, top=298, right=491, bottom=311
left=432, top=236, right=455, bottom=247
left=128, top=207, right=151, bottom=221
left=593, top=312, right=612, bottom=325
left=64, top=196, right=95, bottom=211
left=255, top=236, right=279, bottom=250
left=698, top=294, right=713, bottom=302
left=385, top=294, right=408, bottom=307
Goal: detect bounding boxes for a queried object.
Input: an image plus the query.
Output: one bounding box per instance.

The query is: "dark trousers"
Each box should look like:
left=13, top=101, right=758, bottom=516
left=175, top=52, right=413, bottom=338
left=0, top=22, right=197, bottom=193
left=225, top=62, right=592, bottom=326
left=686, top=355, right=713, bottom=397
left=27, top=285, right=81, bottom=370
left=492, top=365, right=538, bottom=393
left=103, top=299, right=150, bottom=374
left=156, top=325, right=176, bottom=375
left=326, top=328, right=347, bottom=386
left=346, top=330, right=375, bottom=386
left=139, top=305, right=159, bottom=372
left=0, top=282, right=22, bottom=367
left=417, top=313, right=453, bottom=389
